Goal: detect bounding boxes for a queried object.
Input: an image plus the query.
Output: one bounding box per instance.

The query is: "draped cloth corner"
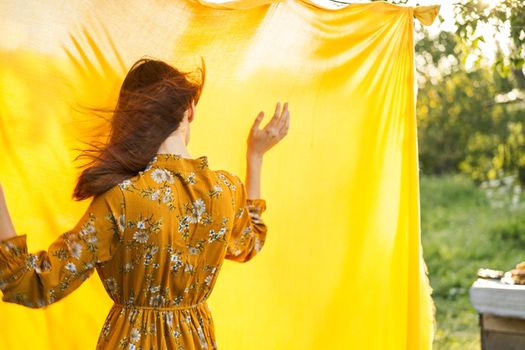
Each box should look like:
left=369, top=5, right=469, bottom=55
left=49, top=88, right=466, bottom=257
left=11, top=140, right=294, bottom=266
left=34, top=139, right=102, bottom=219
left=413, top=4, right=440, bottom=26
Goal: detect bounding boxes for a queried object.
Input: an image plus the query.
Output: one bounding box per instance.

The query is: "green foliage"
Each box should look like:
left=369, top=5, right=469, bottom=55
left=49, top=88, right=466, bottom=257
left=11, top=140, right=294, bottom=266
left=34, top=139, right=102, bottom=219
left=415, top=24, right=525, bottom=188
left=460, top=120, right=525, bottom=186
left=416, top=67, right=497, bottom=175
left=454, top=0, right=525, bottom=75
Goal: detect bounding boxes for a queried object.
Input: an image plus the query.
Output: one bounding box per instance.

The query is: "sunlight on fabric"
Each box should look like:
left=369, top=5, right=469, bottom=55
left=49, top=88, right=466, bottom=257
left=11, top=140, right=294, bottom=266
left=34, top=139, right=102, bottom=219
left=0, top=1, right=439, bottom=349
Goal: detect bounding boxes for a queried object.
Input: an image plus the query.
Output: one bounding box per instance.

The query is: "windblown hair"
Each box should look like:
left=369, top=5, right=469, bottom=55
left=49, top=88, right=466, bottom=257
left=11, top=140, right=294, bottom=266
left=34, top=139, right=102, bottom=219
left=73, top=57, right=206, bottom=200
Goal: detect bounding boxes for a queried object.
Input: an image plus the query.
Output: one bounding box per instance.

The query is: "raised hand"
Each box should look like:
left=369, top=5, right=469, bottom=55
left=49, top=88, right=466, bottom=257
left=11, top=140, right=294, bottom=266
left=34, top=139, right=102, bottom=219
left=247, top=101, right=290, bottom=157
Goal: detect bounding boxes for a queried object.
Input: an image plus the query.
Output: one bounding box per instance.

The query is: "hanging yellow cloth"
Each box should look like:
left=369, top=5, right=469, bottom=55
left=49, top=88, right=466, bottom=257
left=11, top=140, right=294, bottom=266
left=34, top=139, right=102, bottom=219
left=0, top=0, right=439, bottom=349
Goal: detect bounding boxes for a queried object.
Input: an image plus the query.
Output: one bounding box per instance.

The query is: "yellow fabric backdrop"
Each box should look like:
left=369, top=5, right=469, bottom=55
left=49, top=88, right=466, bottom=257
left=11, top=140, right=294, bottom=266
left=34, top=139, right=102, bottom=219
left=0, top=0, right=439, bottom=348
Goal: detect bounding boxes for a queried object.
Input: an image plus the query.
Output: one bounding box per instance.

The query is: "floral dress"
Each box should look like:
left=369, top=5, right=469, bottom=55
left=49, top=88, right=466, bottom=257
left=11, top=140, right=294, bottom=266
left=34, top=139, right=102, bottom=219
left=0, top=153, right=268, bottom=349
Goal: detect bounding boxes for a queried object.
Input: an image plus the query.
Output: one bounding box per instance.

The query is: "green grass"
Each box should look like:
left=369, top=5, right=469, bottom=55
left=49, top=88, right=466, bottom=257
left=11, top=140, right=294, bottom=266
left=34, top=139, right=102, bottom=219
left=420, top=173, right=525, bottom=350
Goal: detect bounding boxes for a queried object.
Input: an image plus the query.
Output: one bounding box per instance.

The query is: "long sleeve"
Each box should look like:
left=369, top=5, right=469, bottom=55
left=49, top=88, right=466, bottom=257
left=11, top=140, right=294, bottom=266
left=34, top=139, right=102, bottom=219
left=224, top=173, right=268, bottom=263
left=0, top=185, right=125, bottom=308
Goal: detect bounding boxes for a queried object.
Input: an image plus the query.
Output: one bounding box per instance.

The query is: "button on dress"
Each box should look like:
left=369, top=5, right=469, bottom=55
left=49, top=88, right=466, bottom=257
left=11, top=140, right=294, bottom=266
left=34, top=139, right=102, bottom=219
left=0, top=153, right=268, bottom=349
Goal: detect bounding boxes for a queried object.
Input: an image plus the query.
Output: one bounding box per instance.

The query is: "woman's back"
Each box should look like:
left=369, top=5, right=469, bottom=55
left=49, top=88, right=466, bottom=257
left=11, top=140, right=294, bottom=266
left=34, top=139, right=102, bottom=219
left=100, top=153, right=268, bottom=349
left=97, top=153, right=267, bottom=349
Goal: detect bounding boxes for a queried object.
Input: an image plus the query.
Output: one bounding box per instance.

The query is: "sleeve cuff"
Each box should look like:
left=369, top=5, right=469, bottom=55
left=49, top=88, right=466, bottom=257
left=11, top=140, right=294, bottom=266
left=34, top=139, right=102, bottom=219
left=247, top=198, right=266, bottom=213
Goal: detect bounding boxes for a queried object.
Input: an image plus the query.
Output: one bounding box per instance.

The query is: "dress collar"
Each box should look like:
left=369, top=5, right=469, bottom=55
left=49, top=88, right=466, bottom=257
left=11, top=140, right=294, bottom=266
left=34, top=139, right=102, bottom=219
left=146, top=153, right=209, bottom=172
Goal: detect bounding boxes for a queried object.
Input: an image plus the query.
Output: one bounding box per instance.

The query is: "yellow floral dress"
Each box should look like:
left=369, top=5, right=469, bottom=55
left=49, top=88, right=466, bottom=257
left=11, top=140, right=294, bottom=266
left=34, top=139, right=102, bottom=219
left=0, top=154, right=268, bottom=349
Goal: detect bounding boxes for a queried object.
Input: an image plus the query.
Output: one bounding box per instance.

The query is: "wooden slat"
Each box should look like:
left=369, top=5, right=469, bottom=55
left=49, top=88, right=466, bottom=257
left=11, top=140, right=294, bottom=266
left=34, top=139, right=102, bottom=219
left=482, top=314, right=525, bottom=333
left=482, top=331, right=525, bottom=350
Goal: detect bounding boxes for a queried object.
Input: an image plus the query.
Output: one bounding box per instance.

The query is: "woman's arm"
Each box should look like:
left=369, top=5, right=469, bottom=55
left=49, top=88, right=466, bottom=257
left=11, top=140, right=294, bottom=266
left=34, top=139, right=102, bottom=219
left=0, top=186, right=125, bottom=308
left=245, top=101, right=290, bottom=199
left=245, top=154, right=263, bottom=200
left=223, top=102, right=290, bottom=263
left=0, top=184, right=17, bottom=242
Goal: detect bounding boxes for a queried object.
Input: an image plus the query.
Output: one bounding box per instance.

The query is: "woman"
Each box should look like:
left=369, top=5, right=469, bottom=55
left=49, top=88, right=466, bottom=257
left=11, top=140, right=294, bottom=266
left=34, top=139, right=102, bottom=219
left=0, top=58, right=290, bottom=349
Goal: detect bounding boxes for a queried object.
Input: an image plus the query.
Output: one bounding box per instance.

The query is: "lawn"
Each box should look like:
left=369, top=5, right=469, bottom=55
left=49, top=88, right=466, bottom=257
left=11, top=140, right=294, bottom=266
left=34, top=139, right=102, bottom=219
left=420, top=173, right=525, bottom=350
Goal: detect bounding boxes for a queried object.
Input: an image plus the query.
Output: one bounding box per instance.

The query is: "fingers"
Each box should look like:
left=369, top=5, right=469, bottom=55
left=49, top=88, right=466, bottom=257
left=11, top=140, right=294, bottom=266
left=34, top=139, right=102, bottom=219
left=277, top=102, right=288, bottom=127
left=252, top=111, right=264, bottom=131
left=262, top=101, right=290, bottom=139
left=278, top=103, right=290, bottom=136
left=267, top=102, right=281, bottom=129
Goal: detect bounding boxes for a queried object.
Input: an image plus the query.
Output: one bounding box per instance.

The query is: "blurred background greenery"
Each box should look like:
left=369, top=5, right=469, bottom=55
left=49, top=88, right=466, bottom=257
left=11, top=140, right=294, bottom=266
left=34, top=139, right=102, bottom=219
left=384, top=0, right=524, bottom=348
left=415, top=1, right=524, bottom=348
left=327, top=0, right=524, bottom=346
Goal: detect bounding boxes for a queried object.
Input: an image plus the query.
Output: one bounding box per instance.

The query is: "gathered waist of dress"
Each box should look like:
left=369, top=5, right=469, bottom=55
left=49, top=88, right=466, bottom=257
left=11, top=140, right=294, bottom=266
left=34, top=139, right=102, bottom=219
left=112, top=300, right=208, bottom=311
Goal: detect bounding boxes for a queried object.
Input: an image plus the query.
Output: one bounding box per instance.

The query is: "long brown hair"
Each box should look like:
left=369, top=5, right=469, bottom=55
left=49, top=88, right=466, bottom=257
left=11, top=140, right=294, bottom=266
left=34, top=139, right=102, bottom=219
left=73, top=57, right=206, bottom=200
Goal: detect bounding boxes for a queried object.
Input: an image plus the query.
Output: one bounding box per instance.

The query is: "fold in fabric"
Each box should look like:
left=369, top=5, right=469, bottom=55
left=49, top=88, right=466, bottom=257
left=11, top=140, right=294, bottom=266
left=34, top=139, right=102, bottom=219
left=0, top=1, right=439, bottom=349
left=191, top=0, right=440, bottom=26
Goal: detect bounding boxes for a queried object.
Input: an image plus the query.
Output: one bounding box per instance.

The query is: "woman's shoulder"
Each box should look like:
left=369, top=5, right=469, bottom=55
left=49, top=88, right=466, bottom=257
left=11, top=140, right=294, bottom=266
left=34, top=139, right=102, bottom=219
left=211, top=169, right=243, bottom=187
